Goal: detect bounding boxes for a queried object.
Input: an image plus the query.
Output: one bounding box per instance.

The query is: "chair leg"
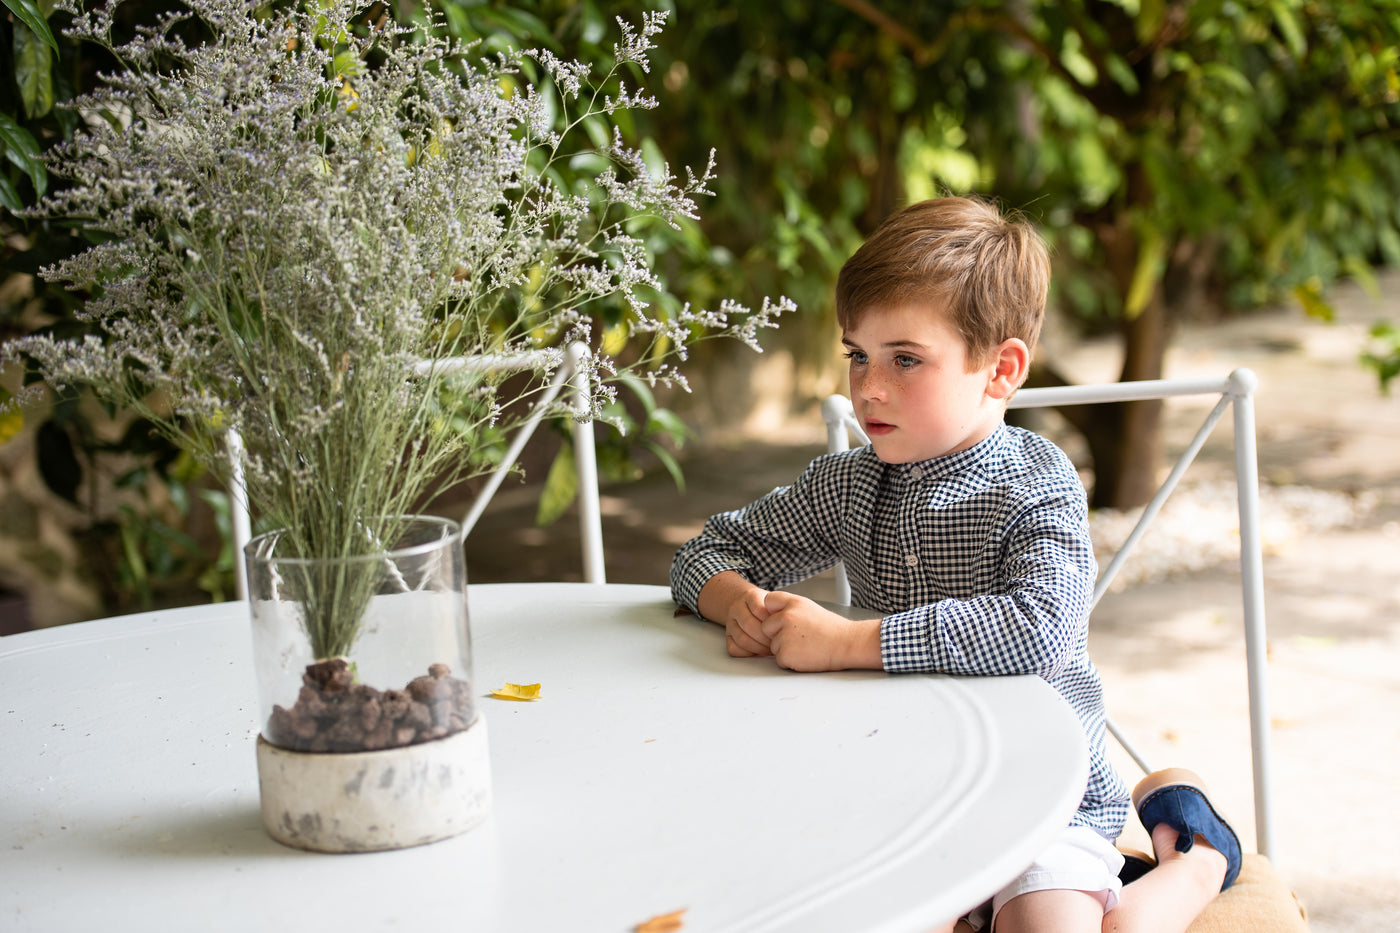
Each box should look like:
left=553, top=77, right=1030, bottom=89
left=567, top=343, right=605, bottom=584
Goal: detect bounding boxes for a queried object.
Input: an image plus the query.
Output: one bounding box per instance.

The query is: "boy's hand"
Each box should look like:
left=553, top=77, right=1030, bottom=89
left=760, top=591, right=883, bottom=672
left=697, top=571, right=774, bottom=657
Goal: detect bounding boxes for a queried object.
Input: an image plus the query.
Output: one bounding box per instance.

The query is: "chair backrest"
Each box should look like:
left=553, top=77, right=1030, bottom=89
left=821, top=369, right=1275, bottom=860
left=227, top=341, right=606, bottom=599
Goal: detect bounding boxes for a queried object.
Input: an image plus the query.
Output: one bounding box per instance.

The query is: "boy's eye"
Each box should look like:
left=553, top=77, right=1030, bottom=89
left=843, top=349, right=868, bottom=365
left=895, top=354, right=919, bottom=369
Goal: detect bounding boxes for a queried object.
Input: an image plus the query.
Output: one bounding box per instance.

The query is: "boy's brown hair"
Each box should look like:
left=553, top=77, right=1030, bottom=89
left=835, top=197, right=1050, bottom=368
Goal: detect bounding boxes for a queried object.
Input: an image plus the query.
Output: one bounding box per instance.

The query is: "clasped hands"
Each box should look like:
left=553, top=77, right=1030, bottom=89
left=696, top=571, right=882, bottom=672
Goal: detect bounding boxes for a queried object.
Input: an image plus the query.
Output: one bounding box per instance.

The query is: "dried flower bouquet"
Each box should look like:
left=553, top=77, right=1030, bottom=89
left=4, top=0, right=788, bottom=670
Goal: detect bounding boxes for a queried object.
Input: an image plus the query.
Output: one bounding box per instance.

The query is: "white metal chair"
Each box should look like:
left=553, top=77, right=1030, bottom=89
left=824, top=369, right=1275, bottom=856
left=228, top=341, right=605, bottom=599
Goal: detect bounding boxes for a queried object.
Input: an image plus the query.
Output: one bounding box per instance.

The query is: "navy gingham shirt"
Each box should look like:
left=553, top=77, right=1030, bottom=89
left=670, top=423, right=1130, bottom=839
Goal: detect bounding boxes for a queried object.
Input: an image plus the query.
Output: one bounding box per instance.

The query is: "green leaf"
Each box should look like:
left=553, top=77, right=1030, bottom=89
left=645, top=407, right=690, bottom=446
left=0, top=387, right=24, bottom=443
left=643, top=440, right=685, bottom=493
left=1199, top=62, right=1253, bottom=97
left=535, top=442, right=579, bottom=527
left=1, top=0, right=58, bottom=52
left=0, top=174, right=22, bottom=213
left=1270, top=0, right=1307, bottom=59
left=1360, top=321, right=1400, bottom=394
left=14, top=22, right=55, bottom=120
left=1124, top=226, right=1166, bottom=320
left=471, top=5, right=553, bottom=45
left=118, top=519, right=151, bottom=599
left=616, top=372, right=657, bottom=414
left=1341, top=255, right=1379, bottom=296
left=1103, top=54, right=1139, bottom=95
left=331, top=49, right=363, bottom=79
left=1136, top=0, right=1165, bottom=43
left=0, top=113, right=47, bottom=198
left=1292, top=279, right=1333, bottom=322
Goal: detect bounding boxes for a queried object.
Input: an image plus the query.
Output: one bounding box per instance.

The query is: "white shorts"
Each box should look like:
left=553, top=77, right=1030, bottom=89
left=963, top=825, right=1125, bottom=931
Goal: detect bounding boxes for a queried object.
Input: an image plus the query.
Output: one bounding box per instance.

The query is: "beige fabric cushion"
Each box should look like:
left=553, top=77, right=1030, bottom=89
left=1187, top=854, right=1309, bottom=933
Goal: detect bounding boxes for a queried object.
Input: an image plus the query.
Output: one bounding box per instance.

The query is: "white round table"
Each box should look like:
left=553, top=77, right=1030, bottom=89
left=0, top=583, right=1088, bottom=932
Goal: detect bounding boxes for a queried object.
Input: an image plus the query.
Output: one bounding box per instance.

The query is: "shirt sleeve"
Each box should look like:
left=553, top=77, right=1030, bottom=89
left=879, top=483, right=1097, bottom=677
left=669, top=458, right=843, bottom=613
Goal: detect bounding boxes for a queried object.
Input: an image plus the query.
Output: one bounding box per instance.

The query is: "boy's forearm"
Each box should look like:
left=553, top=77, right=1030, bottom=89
left=839, top=617, right=884, bottom=670
left=696, top=570, right=756, bottom=623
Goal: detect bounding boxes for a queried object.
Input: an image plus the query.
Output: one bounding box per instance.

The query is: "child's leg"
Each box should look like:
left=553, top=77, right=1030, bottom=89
left=1099, top=823, right=1227, bottom=933
left=995, top=889, right=1107, bottom=933
left=1100, top=768, right=1239, bottom=933
left=979, top=826, right=1123, bottom=932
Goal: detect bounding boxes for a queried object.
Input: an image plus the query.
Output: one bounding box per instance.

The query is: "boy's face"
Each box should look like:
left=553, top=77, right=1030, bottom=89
left=841, top=302, right=1005, bottom=464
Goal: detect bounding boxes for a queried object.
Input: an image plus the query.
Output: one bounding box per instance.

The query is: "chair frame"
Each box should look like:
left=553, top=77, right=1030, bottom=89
left=822, top=368, right=1276, bottom=860
left=228, top=341, right=605, bottom=600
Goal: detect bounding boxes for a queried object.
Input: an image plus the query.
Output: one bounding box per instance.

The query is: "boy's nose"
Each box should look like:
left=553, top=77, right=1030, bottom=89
left=854, top=368, right=887, bottom=401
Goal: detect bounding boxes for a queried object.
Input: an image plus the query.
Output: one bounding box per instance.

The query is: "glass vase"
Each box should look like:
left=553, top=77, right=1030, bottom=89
left=244, top=515, right=490, bottom=852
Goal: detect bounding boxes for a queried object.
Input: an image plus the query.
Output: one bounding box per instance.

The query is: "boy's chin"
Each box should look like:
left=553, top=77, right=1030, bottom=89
left=869, top=442, right=923, bottom=464
left=869, top=438, right=962, bottom=464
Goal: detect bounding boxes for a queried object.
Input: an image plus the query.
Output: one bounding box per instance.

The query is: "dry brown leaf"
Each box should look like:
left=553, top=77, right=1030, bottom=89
left=635, top=908, right=686, bottom=932
left=488, top=682, right=541, bottom=701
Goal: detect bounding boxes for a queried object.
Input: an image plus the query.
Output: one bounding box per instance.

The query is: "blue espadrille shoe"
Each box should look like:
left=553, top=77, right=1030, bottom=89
left=1132, top=768, right=1242, bottom=892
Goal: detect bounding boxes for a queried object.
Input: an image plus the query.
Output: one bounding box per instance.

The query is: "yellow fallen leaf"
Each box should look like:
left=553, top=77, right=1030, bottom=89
left=488, top=682, right=541, bottom=701
left=635, top=908, right=686, bottom=932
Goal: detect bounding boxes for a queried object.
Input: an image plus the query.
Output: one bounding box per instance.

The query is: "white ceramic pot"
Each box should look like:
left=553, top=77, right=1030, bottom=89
left=256, top=716, right=491, bottom=852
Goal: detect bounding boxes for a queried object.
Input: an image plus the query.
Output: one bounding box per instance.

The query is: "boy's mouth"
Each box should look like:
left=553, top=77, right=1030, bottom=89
left=863, top=418, right=895, bottom=436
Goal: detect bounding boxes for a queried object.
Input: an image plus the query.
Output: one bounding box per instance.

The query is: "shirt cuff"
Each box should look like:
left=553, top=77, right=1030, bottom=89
left=879, top=608, right=934, bottom=672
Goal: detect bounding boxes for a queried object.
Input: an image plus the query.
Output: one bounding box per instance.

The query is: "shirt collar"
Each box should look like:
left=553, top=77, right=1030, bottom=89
left=892, top=422, right=1009, bottom=485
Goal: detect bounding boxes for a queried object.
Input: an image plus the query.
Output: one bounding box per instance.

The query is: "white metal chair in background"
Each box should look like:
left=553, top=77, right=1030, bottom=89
left=824, top=370, right=1308, bottom=932
left=228, top=341, right=605, bottom=599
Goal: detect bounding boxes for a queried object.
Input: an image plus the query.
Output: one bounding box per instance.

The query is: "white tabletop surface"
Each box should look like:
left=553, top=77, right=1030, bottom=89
left=1, top=583, right=1087, bottom=933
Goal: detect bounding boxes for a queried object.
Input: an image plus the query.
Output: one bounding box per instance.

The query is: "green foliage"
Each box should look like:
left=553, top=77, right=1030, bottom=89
left=534, top=374, right=690, bottom=527
left=948, top=0, right=1400, bottom=326
left=484, top=0, right=1400, bottom=505
left=446, top=1, right=1400, bottom=341
left=1361, top=321, right=1400, bottom=394
left=2, top=0, right=237, bottom=613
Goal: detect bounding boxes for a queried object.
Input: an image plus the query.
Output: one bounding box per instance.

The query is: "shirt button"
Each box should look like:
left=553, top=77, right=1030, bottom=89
left=904, top=553, right=919, bottom=568
left=908, top=466, right=924, bottom=481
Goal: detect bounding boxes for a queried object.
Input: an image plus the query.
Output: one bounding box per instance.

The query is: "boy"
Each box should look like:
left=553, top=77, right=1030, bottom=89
left=670, top=197, right=1240, bottom=932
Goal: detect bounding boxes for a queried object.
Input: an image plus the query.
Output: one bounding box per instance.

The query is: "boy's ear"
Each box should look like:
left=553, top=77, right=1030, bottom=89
left=986, top=338, right=1030, bottom=401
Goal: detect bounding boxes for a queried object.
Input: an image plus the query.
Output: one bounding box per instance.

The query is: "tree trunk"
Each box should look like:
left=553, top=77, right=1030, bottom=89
left=1080, top=300, right=1167, bottom=508
left=1073, top=213, right=1174, bottom=510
